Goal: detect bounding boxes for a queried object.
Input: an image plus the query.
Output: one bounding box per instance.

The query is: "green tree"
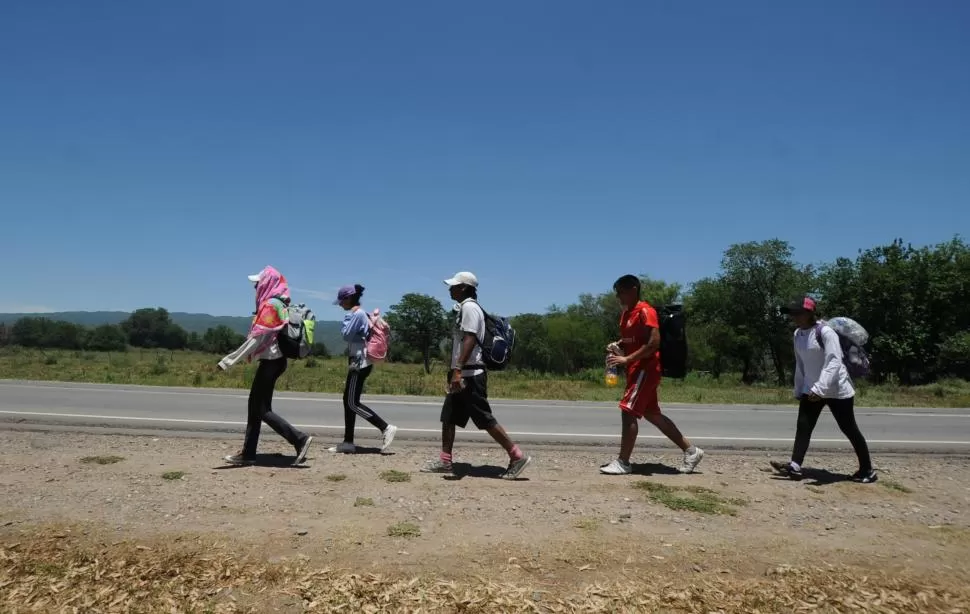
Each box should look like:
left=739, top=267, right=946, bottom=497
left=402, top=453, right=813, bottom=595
left=509, top=313, right=552, bottom=372
left=85, top=324, right=127, bottom=352
left=187, top=332, right=204, bottom=352
left=121, top=308, right=188, bottom=349
left=385, top=293, right=450, bottom=373
left=686, top=278, right=758, bottom=380
left=11, top=317, right=85, bottom=349
left=687, top=241, right=813, bottom=384
left=818, top=237, right=970, bottom=383
left=11, top=317, right=47, bottom=347
left=202, top=325, right=246, bottom=354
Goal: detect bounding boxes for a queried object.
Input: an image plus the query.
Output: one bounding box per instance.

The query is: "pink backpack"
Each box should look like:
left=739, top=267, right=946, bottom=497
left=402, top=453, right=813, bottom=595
left=365, top=308, right=390, bottom=363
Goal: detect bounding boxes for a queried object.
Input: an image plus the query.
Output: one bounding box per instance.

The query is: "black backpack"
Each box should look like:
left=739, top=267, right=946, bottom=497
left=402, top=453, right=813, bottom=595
left=461, top=301, right=516, bottom=371
left=658, top=304, right=687, bottom=379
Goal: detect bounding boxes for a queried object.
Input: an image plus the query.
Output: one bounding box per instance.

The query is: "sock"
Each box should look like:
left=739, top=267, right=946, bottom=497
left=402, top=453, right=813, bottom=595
left=440, top=451, right=452, bottom=465
left=509, top=445, right=524, bottom=461
left=790, top=461, right=801, bottom=472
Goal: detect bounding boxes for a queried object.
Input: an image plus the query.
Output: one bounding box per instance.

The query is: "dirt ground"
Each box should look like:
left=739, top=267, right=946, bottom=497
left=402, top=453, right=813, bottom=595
left=1, top=428, right=969, bottom=612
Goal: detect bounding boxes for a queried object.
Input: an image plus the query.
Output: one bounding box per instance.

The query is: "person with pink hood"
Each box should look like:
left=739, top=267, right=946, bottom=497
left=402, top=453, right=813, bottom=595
left=218, top=266, right=314, bottom=466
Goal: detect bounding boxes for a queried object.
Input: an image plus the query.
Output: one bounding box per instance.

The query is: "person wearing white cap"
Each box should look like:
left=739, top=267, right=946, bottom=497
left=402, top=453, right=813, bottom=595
left=421, top=272, right=533, bottom=479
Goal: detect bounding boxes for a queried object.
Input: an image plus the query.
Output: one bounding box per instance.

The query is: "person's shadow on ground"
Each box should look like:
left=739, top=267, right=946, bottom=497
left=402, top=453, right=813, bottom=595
left=630, top=462, right=683, bottom=476
left=444, top=462, right=528, bottom=481
left=213, top=452, right=310, bottom=469
left=769, top=467, right=852, bottom=486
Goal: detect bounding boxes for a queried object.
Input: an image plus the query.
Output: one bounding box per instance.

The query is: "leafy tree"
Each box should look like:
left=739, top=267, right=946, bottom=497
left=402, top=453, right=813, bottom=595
left=818, top=237, right=970, bottom=383
left=385, top=293, right=450, bottom=374
left=688, top=240, right=813, bottom=384
left=11, top=317, right=86, bottom=349
left=121, top=308, right=188, bottom=349
left=938, top=331, right=970, bottom=380
left=187, top=332, right=204, bottom=352
left=509, top=313, right=552, bottom=372
left=202, top=325, right=246, bottom=354
left=85, top=324, right=127, bottom=352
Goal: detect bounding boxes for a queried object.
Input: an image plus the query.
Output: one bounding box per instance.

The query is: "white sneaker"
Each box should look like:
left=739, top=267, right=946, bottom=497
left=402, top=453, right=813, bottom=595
left=381, top=425, right=398, bottom=452
left=679, top=447, right=704, bottom=474
left=600, top=459, right=632, bottom=475
left=329, top=442, right=357, bottom=454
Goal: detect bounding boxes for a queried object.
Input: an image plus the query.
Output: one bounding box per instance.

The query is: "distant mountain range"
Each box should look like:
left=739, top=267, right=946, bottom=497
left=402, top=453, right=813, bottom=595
left=0, top=311, right=345, bottom=353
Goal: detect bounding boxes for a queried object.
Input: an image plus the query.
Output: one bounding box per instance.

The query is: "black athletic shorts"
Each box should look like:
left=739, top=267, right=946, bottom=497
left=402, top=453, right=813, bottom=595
left=440, top=371, right=498, bottom=430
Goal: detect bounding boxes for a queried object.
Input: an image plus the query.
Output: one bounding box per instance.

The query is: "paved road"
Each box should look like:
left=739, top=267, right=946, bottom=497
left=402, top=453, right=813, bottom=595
left=1, top=380, right=969, bottom=452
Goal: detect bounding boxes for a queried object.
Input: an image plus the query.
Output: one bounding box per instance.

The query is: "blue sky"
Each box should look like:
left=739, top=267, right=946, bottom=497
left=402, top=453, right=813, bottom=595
left=1, top=1, right=968, bottom=321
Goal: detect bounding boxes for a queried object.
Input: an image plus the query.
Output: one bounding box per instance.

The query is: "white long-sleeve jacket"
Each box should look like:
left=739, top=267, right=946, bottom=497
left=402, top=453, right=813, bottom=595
left=793, top=324, right=855, bottom=400
left=217, top=332, right=282, bottom=370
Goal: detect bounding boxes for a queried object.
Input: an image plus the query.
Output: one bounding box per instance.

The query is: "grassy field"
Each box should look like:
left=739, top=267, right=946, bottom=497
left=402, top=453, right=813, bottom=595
left=1, top=346, right=968, bottom=407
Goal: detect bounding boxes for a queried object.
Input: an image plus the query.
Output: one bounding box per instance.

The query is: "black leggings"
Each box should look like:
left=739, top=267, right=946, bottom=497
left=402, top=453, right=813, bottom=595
left=792, top=396, right=872, bottom=472
left=243, top=358, right=307, bottom=458
left=343, top=365, right=388, bottom=443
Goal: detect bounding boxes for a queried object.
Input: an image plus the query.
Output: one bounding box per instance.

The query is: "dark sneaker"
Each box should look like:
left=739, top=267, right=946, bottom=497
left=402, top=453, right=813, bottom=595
left=504, top=455, right=533, bottom=480
left=770, top=460, right=803, bottom=481
left=224, top=453, right=255, bottom=466
left=852, top=468, right=878, bottom=484
left=293, top=436, right=313, bottom=466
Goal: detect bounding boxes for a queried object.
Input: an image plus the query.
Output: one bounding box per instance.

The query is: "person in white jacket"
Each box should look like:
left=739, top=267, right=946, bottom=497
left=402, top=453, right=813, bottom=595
left=218, top=266, right=313, bottom=466
left=771, top=296, right=876, bottom=483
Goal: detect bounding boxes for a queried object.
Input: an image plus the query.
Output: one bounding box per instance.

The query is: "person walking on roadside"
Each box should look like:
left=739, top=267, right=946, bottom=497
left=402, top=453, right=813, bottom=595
left=421, top=272, right=533, bottom=479
left=601, top=275, right=704, bottom=475
left=332, top=284, right=398, bottom=454
left=770, top=296, right=877, bottom=483
left=218, top=266, right=313, bottom=466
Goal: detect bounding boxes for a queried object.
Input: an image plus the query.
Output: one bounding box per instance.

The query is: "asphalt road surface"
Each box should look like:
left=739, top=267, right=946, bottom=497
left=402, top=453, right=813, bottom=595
left=1, top=381, right=968, bottom=452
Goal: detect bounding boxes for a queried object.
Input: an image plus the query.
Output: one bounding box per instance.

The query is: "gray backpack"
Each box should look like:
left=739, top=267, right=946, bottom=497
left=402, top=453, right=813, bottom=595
left=277, top=303, right=316, bottom=359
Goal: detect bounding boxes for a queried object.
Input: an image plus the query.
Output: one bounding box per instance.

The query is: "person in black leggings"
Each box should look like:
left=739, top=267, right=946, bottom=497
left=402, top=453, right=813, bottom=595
left=333, top=284, right=397, bottom=453
left=218, top=266, right=313, bottom=466
left=240, top=357, right=310, bottom=461
left=772, top=296, right=876, bottom=483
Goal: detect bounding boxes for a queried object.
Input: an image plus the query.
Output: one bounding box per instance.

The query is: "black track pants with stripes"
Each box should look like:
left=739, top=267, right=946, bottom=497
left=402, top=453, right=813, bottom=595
left=343, top=365, right=388, bottom=444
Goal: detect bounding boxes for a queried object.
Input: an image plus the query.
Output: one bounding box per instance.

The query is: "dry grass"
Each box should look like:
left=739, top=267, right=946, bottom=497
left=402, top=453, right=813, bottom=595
left=634, top=481, right=746, bottom=516
left=379, top=470, right=411, bottom=483
left=882, top=479, right=914, bottom=494
left=354, top=497, right=375, bottom=507
left=1, top=530, right=967, bottom=613
left=79, top=455, right=125, bottom=465
left=161, top=471, right=186, bottom=481
left=574, top=518, right=600, bottom=531
left=386, top=522, right=421, bottom=538
left=326, top=474, right=347, bottom=482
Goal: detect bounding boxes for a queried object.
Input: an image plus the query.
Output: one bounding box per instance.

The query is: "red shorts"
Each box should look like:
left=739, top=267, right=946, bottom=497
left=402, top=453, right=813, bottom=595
left=619, top=370, right=661, bottom=418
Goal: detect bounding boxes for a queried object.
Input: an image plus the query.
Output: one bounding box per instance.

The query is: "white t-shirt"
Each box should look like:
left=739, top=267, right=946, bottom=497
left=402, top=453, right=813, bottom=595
left=451, top=299, right=485, bottom=376
left=793, top=324, right=855, bottom=400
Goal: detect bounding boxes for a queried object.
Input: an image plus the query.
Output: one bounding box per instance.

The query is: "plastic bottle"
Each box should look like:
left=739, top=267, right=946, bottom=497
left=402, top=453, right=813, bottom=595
left=605, top=364, right=618, bottom=387
left=605, top=342, right=623, bottom=387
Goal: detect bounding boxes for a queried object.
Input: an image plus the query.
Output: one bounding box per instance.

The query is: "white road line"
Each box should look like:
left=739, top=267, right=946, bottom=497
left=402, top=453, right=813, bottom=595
left=2, top=410, right=970, bottom=445
left=1, top=383, right=966, bottom=418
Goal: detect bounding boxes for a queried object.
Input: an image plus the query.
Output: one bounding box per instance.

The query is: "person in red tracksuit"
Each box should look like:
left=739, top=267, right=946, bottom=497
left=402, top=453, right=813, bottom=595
left=601, top=275, right=705, bottom=475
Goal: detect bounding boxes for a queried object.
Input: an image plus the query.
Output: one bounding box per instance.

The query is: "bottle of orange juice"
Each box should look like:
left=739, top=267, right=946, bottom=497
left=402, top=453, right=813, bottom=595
left=605, top=343, right=623, bottom=387
left=605, top=364, right=618, bottom=387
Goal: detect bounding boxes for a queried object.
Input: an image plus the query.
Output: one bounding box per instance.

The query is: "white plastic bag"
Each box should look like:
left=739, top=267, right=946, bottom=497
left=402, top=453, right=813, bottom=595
left=823, top=316, right=869, bottom=346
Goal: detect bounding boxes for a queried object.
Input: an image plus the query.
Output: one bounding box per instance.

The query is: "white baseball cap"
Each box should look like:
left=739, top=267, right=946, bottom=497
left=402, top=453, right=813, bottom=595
left=247, top=273, right=261, bottom=283
left=443, top=271, right=478, bottom=288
